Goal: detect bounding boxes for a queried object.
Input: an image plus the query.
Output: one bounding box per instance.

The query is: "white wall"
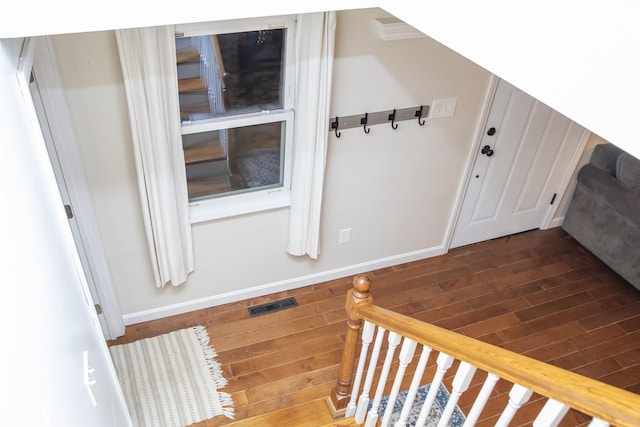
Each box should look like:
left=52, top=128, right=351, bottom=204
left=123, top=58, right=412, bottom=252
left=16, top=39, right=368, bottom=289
left=1, top=0, right=638, bottom=161
left=51, top=8, right=491, bottom=319
left=0, top=39, right=130, bottom=426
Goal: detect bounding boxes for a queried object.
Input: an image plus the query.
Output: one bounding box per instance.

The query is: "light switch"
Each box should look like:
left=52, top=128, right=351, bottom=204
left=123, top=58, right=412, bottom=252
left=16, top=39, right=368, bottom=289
left=431, top=98, right=458, bottom=118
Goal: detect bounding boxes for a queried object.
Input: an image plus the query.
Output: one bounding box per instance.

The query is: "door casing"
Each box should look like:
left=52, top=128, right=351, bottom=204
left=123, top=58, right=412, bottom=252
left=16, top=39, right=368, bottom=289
left=29, top=36, right=124, bottom=340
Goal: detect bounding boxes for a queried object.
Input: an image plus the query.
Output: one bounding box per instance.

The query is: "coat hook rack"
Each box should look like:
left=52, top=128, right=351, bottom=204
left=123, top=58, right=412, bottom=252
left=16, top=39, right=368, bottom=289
left=328, top=105, right=429, bottom=138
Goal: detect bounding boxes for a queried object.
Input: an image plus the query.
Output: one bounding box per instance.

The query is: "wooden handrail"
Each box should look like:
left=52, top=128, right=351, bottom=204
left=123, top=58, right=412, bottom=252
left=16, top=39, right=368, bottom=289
left=328, top=274, right=640, bottom=426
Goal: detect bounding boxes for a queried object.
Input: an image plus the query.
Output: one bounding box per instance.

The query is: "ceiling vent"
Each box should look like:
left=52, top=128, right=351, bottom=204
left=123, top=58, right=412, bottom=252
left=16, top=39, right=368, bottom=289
left=374, top=17, right=427, bottom=41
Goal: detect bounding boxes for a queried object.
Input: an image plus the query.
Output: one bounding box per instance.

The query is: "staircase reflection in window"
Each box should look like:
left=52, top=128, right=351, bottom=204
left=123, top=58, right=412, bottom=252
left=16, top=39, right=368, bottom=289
left=176, top=24, right=289, bottom=202
left=183, top=121, right=284, bottom=201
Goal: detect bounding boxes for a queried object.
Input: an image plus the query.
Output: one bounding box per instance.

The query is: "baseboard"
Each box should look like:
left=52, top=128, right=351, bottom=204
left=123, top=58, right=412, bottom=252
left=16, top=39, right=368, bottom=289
left=123, top=245, right=446, bottom=325
left=547, top=216, right=565, bottom=229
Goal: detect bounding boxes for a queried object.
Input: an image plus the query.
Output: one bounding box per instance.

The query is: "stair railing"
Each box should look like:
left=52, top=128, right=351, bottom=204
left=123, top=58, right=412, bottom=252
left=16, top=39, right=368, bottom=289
left=196, top=35, right=230, bottom=171
left=327, top=274, right=640, bottom=427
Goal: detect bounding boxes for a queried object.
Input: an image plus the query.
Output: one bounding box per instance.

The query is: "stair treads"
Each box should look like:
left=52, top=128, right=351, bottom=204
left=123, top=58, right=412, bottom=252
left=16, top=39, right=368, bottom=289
left=176, top=48, right=201, bottom=64
left=178, top=77, right=207, bottom=92
left=184, top=140, right=226, bottom=165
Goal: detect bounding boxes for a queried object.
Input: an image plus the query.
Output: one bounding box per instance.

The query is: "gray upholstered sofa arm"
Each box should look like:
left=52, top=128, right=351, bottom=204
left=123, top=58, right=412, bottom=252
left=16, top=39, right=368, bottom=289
left=562, top=143, right=640, bottom=290
left=589, top=143, right=623, bottom=176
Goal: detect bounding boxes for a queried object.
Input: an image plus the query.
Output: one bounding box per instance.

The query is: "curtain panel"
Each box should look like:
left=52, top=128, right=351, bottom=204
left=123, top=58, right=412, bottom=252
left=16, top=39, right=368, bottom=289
left=287, top=11, right=336, bottom=259
left=115, top=12, right=335, bottom=285
left=115, top=26, right=194, bottom=288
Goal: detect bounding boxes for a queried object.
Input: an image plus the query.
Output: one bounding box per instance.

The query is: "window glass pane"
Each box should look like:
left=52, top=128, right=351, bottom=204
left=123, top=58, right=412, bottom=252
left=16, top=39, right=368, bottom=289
left=183, top=121, right=284, bottom=201
left=176, top=29, right=285, bottom=122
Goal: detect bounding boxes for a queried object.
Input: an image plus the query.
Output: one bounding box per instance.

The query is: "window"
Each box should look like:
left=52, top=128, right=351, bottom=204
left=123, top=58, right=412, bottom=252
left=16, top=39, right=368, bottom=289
left=175, top=16, right=296, bottom=222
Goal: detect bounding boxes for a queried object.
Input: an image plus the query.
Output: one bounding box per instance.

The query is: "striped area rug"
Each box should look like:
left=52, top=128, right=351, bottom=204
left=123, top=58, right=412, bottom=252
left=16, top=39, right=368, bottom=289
left=109, top=326, right=234, bottom=427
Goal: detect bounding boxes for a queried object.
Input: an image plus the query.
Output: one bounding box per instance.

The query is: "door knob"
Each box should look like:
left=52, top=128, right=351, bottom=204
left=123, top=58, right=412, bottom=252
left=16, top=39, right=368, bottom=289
left=481, top=145, right=494, bottom=157
left=487, top=127, right=496, bottom=136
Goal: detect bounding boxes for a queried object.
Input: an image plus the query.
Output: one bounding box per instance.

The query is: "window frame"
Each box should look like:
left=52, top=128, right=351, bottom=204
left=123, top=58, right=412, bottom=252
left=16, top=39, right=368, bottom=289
left=175, top=15, right=297, bottom=224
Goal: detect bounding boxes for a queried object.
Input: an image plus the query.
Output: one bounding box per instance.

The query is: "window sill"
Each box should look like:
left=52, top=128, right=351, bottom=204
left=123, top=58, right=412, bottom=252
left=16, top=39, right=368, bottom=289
left=189, top=187, right=290, bottom=224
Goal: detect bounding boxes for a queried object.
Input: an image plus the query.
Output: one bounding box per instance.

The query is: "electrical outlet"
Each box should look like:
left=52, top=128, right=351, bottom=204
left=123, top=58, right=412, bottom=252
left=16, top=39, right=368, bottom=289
left=339, top=228, right=352, bottom=245
left=83, top=351, right=97, bottom=407
left=431, top=98, right=458, bottom=118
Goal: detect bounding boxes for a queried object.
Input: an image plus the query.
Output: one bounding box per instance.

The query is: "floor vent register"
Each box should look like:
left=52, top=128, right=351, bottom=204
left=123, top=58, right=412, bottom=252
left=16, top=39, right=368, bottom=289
left=248, top=297, right=298, bottom=318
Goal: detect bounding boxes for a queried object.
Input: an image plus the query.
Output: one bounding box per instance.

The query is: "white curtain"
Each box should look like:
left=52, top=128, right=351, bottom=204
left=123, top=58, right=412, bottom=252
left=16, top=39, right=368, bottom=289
left=115, top=26, right=194, bottom=288
left=287, top=11, right=337, bottom=259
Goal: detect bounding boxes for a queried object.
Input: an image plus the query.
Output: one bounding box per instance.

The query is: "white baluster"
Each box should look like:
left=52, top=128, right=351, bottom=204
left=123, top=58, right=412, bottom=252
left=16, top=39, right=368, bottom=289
left=415, top=352, right=454, bottom=427
left=495, top=384, right=533, bottom=427
left=437, top=361, right=477, bottom=427
left=346, top=321, right=376, bottom=417
left=588, top=418, right=609, bottom=427
left=380, top=338, right=418, bottom=427
left=355, top=326, right=386, bottom=424
left=364, top=331, right=402, bottom=427
left=533, top=398, right=570, bottom=427
left=394, top=345, right=433, bottom=427
left=462, top=372, right=500, bottom=427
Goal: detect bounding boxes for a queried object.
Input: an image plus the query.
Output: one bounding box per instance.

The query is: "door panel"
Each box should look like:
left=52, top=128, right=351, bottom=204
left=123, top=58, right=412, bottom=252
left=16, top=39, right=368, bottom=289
left=471, top=87, right=535, bottom=222
left=29, top=73, right=111, bottom=334
left=451, top=79, right=587, bottom=248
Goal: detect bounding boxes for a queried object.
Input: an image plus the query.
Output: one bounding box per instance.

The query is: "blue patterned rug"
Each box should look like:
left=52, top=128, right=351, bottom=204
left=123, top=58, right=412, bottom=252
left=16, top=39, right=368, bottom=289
left=372, top=383, right=465, bottom=427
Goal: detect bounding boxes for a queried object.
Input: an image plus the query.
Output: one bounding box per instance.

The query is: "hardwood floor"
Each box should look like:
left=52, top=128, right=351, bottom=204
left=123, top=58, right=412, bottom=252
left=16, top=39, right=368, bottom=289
left=108, top=228, right=640, bottom=426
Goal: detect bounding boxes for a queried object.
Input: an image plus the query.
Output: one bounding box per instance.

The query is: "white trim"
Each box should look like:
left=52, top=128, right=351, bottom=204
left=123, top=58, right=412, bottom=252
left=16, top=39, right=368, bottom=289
left=175, top=15, right=297, bottom=38
left=16, top=38, right=35, bottom=92
left=31, top=36, right=125, bottom=339
left=123, top=244, right=446, bottom=325
left=181, top=110, right=293, bottom=134
left=540, top=129, right=591, bottom=229
left=547, top=216, right=564, bottom=229
left=187, top=110, right=295, bottom=223
left=443, top=74, right=499, bottom=251
left=190, top=189, right=290, bottom=223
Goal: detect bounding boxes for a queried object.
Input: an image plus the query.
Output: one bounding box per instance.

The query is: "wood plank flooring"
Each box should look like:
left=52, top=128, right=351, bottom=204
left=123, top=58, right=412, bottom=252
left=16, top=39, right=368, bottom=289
left=108, top=228, right=640, bottom=426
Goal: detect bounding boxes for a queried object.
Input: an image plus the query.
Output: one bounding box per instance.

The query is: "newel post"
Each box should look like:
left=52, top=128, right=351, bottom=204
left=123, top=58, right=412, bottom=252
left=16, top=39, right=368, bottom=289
left=327, top=274, right=373, bottom=417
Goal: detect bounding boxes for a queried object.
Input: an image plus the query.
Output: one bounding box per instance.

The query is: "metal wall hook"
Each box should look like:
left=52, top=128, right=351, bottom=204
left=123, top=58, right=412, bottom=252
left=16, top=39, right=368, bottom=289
left=415, top=106, right=426, bottom=126
left=332, top=117, right=341, bottom=138
left=389, top=109, right=398, bottom=129
left=361, top=113, right=371, bottom=134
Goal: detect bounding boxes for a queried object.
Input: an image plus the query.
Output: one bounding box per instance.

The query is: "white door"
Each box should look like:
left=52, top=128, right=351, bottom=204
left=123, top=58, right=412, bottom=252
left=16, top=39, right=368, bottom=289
left=29, top=36, right=125, bottom=340
left=29, top=74, right=112, bottom=335
left=451, top=79, right=588, bottom=248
